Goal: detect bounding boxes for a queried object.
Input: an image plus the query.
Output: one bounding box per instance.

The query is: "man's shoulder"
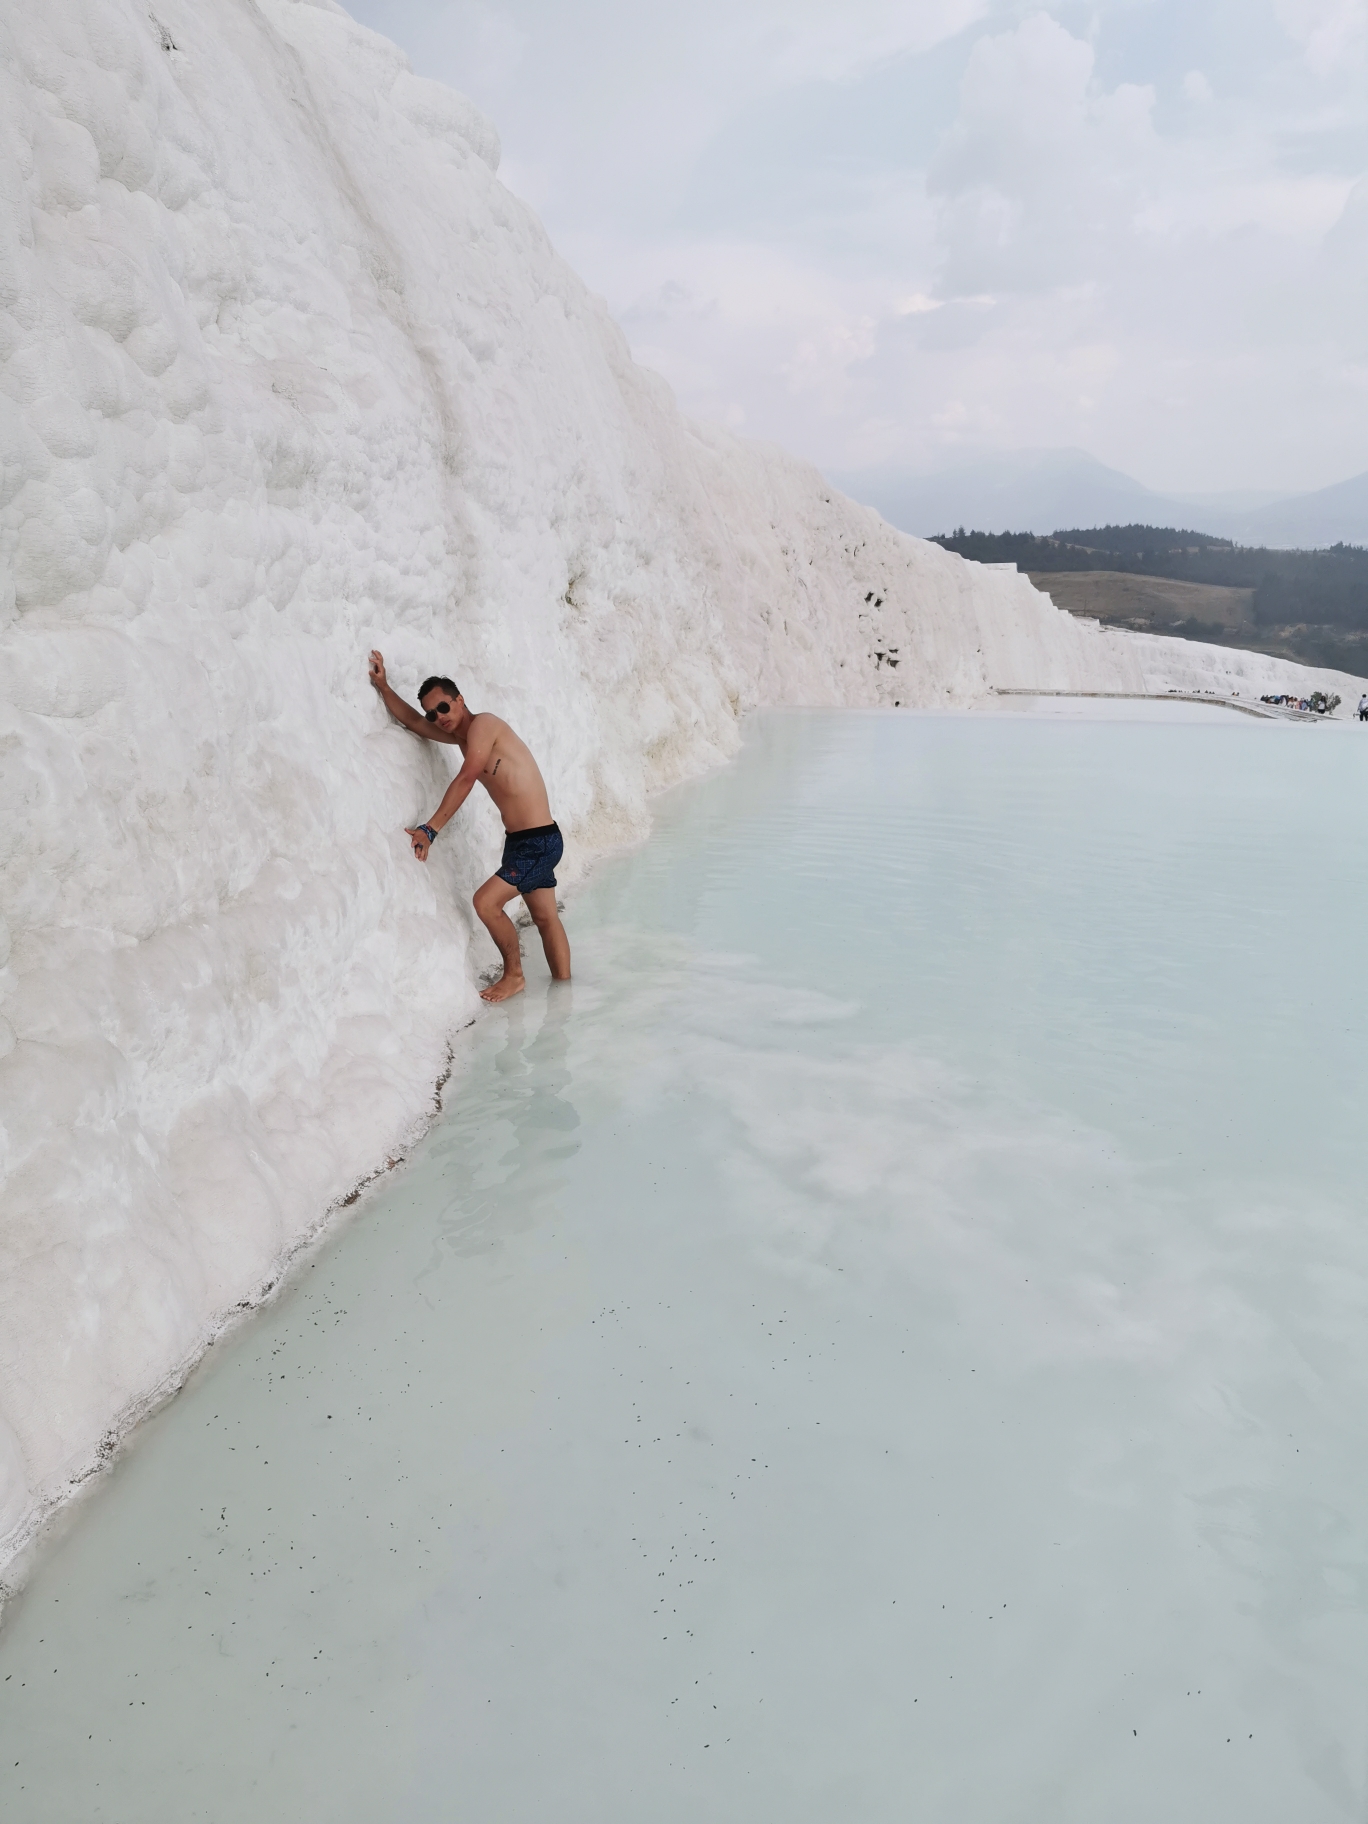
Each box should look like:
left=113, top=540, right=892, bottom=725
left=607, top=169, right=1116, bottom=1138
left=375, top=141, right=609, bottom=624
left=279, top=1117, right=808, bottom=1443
left=469, top=710, right=515, bottom=739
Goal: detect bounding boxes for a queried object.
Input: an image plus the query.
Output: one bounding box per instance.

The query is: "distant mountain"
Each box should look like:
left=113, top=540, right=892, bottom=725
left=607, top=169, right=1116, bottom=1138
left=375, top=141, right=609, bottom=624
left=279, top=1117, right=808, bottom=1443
left=831, top=449, right=1368, bottom=548
left=829, top=450, right=1180, bottom=540
left=1232, top=471, right=1368, bottom=547
left=1174, top=487, right=1287, bottom=518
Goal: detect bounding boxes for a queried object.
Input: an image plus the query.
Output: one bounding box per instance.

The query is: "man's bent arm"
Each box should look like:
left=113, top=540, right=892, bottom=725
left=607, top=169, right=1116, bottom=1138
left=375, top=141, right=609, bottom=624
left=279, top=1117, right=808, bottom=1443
left=426, top=767, right=477, bottom=833
left=426, top=724, right=496, bottom=833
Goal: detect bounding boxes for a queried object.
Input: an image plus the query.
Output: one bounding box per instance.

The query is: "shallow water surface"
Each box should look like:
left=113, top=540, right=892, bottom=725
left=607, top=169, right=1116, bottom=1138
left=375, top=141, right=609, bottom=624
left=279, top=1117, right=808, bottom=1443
left=4, top=707, right=1368, bottom=1822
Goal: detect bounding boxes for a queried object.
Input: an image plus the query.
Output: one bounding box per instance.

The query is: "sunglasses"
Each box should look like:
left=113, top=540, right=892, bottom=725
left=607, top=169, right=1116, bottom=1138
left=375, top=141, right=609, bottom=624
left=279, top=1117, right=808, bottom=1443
left=424, top=701, right=452, bottom=721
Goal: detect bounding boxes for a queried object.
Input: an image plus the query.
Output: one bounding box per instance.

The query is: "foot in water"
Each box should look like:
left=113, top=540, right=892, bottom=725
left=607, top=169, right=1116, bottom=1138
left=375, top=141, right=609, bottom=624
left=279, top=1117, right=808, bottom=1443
left=480, top=969, right=526, bottom=1004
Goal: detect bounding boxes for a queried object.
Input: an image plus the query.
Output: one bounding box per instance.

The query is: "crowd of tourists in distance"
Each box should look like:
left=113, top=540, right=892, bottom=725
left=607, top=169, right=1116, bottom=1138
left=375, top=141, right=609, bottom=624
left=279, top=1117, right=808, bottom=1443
left=1257, top=689, right=1348, bottom=715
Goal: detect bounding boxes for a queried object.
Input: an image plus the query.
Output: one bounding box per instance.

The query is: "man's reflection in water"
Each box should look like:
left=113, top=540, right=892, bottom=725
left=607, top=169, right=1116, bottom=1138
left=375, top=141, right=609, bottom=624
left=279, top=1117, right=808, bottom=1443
left=432, top=986, right=580, bottom=1261
left=497, top=986, right=579, bottom=1142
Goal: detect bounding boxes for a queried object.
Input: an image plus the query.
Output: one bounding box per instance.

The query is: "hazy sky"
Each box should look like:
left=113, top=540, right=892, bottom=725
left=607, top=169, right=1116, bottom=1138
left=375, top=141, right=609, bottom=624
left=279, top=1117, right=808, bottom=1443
left=344, top=0, right=1368, bottom=494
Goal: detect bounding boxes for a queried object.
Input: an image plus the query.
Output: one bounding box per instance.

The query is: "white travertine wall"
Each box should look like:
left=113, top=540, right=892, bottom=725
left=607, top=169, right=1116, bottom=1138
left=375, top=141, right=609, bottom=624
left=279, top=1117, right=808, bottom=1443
left=0, top=0, right=1359, bottom=1574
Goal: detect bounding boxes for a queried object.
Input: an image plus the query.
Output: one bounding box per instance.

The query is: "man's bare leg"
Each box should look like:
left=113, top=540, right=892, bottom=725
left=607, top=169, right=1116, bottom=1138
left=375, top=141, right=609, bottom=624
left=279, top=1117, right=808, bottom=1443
left=472, top=875, right=526, bottom=1002
left=523, top=887, right=571, bottom=981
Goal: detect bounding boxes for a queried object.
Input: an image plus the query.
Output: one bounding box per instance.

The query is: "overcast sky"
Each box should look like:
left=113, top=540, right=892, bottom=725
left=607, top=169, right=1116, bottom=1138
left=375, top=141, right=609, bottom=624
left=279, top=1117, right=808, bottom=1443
left=344, top=0, right=1368, bottom=495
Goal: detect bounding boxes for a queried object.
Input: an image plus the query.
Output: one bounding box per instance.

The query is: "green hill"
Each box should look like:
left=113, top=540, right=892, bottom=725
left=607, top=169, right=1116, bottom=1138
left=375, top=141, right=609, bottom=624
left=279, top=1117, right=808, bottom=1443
left=932, top=528, right=1368, bottom=670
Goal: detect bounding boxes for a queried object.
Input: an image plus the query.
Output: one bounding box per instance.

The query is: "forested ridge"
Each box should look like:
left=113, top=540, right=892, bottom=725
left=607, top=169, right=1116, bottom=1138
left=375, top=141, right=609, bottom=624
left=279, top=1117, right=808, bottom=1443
left=932, top=527, right=1368, bottom=633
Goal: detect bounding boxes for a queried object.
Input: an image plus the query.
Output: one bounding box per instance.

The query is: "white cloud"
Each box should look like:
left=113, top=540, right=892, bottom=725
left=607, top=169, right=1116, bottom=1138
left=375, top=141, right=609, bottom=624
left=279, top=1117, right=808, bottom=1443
left=1274, top=0, right=1367, bottom=76
left=761, top=0, right=989, bottom=85
left=929, top=14, right=1160, bottom=292
left=345, top=0, right=1368, bottom=493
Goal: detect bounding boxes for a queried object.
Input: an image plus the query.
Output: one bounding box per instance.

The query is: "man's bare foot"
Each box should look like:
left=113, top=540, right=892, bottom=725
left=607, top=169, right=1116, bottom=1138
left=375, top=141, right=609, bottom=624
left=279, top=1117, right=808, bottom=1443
left=480, top=970, right=526, bottom=1004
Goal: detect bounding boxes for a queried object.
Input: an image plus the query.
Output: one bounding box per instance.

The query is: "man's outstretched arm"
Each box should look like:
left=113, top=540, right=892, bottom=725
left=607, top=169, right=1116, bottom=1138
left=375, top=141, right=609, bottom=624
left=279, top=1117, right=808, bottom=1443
left=368, top=649, right=457, bottom=743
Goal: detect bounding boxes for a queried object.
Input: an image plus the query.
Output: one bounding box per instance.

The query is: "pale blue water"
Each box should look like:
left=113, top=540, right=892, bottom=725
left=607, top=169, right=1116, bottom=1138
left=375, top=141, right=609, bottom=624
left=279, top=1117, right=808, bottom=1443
left=3, top=707, right=1368, bottom=1822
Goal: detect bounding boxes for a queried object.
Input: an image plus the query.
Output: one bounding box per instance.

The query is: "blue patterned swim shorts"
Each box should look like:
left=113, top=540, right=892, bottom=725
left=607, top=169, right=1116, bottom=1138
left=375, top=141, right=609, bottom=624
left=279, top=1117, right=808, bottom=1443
left=496, top=821, right=563, bottom=893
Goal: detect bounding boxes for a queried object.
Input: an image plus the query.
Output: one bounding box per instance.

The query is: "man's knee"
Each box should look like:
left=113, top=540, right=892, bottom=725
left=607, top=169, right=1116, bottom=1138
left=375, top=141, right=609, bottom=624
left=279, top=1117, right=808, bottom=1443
left=473, top=879, right=507, bottom=922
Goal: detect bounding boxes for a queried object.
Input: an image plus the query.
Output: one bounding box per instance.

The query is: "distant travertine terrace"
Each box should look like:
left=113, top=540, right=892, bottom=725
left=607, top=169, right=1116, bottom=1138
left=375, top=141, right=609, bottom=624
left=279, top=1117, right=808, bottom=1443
left=1, top=0, right=1362, bottom=1577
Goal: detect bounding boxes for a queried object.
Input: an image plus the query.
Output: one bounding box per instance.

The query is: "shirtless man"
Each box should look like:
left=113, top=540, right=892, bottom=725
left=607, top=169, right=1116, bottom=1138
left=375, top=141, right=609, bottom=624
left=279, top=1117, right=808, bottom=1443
left=368, top=652, right=571, bottom=1002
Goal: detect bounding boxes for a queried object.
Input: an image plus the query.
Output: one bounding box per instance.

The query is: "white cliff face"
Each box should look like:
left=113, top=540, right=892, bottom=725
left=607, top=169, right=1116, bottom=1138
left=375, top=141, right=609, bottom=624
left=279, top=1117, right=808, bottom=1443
left=0, top=0, right=1359, bottom=1573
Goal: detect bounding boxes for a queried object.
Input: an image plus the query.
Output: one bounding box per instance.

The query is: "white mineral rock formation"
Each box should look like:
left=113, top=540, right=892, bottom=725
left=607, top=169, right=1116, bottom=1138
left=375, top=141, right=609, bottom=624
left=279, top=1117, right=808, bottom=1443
left=0, top=0, right=1360, bottom=1574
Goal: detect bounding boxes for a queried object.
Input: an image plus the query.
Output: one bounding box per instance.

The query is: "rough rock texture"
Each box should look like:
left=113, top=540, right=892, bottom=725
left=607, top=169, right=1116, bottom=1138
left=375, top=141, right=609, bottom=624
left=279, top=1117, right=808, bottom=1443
left=0, top=0, right=1359, bottom=1571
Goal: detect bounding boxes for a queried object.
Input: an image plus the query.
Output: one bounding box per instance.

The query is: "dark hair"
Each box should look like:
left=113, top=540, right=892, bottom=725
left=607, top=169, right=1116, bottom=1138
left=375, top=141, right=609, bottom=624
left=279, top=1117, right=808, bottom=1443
left=418, top=675, right=461, bottom=702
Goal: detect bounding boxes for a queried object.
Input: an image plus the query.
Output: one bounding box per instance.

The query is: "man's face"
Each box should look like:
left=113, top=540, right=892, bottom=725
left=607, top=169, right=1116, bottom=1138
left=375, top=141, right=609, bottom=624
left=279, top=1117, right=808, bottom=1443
left=420, top=690, right=461, bottom=734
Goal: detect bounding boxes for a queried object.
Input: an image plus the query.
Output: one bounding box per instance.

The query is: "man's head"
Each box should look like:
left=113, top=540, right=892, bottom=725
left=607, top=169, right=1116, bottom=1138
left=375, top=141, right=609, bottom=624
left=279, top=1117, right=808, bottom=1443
left=419, top=675, right=462, bottom=734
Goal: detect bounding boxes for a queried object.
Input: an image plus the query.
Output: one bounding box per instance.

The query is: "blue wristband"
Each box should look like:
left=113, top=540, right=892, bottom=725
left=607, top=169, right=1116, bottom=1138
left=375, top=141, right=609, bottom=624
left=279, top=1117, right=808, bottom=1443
left=418, top=823, right=438, bottom=844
